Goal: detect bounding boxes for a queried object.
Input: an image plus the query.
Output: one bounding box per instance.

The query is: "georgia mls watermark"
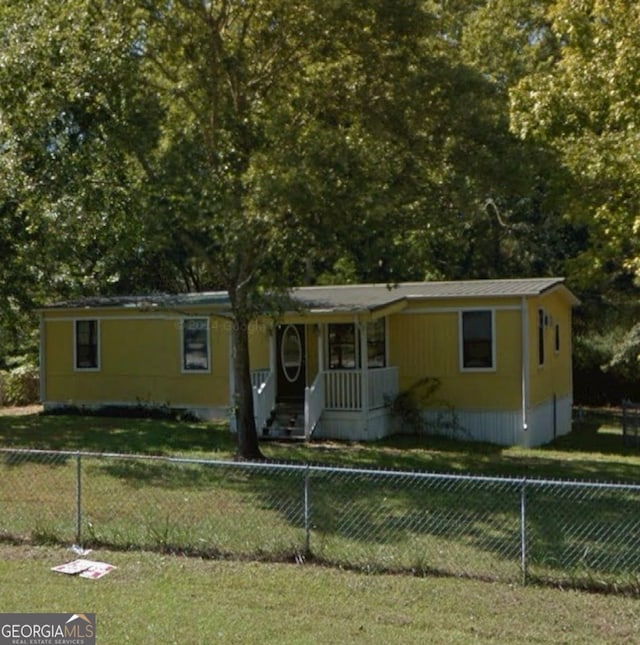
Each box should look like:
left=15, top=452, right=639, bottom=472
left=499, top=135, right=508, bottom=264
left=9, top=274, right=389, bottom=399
left=0, top=614, right=95, bottom=645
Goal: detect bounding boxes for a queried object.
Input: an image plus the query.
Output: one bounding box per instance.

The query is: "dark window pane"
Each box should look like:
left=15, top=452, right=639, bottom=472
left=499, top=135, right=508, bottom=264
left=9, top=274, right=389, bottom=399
left=538, top=309, right=545, bottom=366
left=183, top=319, right=209, bottom=371
left=76, top=320, right=98, bottom=369
left=462, top=311, right=493, bottom=369
left=367, top=319, right=386, bottom=368
left=328, top=323, right=357, bottom=369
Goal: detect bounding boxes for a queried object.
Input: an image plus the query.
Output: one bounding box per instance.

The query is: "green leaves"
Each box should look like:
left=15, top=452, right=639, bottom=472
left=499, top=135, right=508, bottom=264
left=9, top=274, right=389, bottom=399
left=510, top=1, right=640, bottom=288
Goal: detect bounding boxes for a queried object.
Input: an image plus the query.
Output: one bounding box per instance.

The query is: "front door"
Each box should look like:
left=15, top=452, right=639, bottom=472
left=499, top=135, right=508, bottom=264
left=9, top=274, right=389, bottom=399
left=276, top=324, right=306, bottom=403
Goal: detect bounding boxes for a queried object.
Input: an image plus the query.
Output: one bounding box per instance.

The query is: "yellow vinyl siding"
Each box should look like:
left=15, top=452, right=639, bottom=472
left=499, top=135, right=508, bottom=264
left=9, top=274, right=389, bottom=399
left=43, top=314, right=230, bottom=407
left=389, top=308, right=522, bottom=410
left=389, top=313, right=457, bottom=386
left=104, top=318, right=178, bottom=375
left=528, top=291, right=573, bottom=406
left=248, top=320, right=270, bottom=370
left=45, top=320, right=74, bottom=391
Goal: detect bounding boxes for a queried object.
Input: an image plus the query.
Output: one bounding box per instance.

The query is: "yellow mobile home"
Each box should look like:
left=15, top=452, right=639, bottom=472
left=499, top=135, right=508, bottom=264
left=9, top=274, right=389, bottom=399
left=39, top=278, right=579, bottom=447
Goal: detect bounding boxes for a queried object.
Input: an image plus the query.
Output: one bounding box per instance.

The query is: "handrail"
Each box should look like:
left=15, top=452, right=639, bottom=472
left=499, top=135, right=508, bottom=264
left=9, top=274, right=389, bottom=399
left=252, top=370, right=275, bottom=433
left=251, top=369, right=270, bottom=390
left=304, top=371, right=324, bottom=439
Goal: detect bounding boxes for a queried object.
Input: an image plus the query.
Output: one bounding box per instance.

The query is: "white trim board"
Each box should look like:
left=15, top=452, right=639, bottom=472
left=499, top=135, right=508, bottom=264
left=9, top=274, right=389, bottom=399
left=400, top=304, right=522, bottom=315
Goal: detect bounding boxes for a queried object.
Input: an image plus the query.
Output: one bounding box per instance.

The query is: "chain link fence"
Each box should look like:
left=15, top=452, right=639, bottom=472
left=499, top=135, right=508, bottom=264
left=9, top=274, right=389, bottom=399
left=1, top=448, right=639, bottom=592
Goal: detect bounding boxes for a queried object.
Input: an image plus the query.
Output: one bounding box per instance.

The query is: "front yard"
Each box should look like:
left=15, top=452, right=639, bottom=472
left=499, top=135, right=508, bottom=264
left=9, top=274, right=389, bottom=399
left=0, top=406, right=638, bottom=482
left=1, top=406, right=639, bottom=594
left=2, top=543, right=638, bottom=644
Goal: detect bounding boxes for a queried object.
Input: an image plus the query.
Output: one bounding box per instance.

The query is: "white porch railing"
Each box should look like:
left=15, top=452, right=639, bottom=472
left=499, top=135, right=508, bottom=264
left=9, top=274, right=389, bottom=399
left=323, top=367, right=399, bottom=411
left=368, top=366, right=399, bottom=409
left=251, top=366, right=399, bottom=434
left=324, top=370, right=361, bottom=410
left=252, top=369, right=275, bottom=433
left=304, top=371, right=324, bottom=439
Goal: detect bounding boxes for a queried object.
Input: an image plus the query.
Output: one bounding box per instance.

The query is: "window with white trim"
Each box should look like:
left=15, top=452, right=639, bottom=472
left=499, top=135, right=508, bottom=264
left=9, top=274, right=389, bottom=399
left=182, top=318, right=210, bottom=372
left=538, top=309, right=545, bottom=366
left=460, top=310, right=494, bottom=370
left=328, top=323, right=357, bottom=369
left=75, top=320, right=99, bottom=370
left=327, top=320, right=387, bottom=370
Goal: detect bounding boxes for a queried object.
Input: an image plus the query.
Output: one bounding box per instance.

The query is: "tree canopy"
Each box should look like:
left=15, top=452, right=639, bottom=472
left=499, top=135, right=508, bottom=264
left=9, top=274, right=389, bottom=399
left=1, top=0, right=640, bottom=435
left=510, top=0, right=640, bottom=291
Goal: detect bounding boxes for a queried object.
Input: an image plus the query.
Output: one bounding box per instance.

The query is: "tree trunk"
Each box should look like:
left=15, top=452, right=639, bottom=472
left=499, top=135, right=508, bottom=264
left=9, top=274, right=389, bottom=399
left=232, top=314, right=265, bottom=460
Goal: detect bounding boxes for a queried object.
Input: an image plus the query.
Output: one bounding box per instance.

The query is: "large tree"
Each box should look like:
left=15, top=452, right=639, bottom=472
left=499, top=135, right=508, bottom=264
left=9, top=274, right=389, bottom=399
left=0, top=0, right=439, bottom=456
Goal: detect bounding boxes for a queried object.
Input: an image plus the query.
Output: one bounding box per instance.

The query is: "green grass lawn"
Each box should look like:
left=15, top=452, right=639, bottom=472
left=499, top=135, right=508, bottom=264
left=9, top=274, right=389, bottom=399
left=1, top=407, right=639, bottom=594
left=1, top=544, right=638, bottom=644
left=0, top=410, right=236, bottom=457
left=1, top=407, right=638, bottom=481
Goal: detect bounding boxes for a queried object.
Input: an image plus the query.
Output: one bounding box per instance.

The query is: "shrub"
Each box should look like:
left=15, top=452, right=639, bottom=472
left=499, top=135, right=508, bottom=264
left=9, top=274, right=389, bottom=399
left=387, top=377, right=464, bottom=438
left=0, top=363, right=40, bottom=406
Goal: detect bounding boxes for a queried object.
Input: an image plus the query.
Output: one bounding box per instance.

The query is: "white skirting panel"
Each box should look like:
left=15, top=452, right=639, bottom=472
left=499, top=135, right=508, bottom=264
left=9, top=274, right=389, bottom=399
left=314, top=408, right=393, bottom=441
left=421, top=408, right=523, bottom=446
left=526, top=395, right=572, bottom=448
left=421, top=395, right=573, bottom=448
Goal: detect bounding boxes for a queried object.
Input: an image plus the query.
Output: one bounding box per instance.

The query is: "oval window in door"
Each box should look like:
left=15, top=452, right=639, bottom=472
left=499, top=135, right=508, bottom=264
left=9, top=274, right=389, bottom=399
left=281, top=325, right=302, bottom=383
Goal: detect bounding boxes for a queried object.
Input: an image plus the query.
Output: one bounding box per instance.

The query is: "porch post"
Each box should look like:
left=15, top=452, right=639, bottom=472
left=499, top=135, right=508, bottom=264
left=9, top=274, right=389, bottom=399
left=306, top=323, right=325, bottom=439
left=317, top=322, right=324, bottom=376
left=269, top=323, right=277, bottom=377
left=360, top=320, right=369, bottom=418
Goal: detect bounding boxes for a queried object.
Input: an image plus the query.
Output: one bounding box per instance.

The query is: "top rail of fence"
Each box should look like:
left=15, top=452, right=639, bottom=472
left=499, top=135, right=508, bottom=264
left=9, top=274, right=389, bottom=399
left=2, top=446, right=640, bottom=492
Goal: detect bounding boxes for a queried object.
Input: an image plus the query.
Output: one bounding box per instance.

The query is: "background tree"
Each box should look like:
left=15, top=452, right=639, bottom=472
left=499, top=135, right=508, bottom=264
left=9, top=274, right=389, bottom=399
left=510, top=0, right=640, bottom=291
left=509, top=0, right=640, bottom=400
left=0, top=0, right=447, bottom=455
left=3, top=1, right=637, bottom=417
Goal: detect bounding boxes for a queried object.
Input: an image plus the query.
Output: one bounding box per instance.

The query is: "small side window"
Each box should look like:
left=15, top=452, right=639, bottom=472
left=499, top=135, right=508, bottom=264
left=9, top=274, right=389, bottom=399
left=460, top=310, right=494, bottom=370
left=75, top=320, right=99, bottom=370
left=182, top=318, right=210, bottom=372
left=538, top=309, right=545, bottom=366
left=555, top=323, right=560, bottom=354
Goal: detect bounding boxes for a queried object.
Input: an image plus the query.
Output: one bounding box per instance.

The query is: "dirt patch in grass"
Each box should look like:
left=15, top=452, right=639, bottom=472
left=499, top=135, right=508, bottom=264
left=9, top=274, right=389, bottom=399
left=0, top=404, right=43, bottom=417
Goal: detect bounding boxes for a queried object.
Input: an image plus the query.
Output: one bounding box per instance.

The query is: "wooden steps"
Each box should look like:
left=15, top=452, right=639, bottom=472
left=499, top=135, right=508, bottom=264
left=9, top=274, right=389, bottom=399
left=262, top=402, right=305, bottom=439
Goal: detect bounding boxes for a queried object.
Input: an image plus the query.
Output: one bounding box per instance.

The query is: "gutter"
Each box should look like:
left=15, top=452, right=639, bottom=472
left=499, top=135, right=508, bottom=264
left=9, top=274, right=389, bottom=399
left=521, top=296, right=529, bottom=432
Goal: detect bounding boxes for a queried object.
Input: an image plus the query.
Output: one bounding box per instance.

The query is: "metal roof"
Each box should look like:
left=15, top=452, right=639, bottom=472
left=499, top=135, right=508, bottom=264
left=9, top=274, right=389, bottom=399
left=291, top=278, right=577, bottom=312
left=42, top=278, right=578, bottom=312
left=42, top=291, right=230, bottom=310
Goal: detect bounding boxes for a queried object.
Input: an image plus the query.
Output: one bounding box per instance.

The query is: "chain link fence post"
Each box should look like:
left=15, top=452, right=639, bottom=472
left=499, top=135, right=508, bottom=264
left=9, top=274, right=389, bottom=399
left=520, top=477, right=527, bottom=586
left=303, top=465, right=311, bottom=556
left=75, top=452, right=82, bottom=547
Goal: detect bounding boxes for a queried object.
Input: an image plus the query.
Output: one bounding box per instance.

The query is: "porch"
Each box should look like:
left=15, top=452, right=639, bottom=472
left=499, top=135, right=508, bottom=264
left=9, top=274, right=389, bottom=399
left=252, top=366, right=399, bottom=440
